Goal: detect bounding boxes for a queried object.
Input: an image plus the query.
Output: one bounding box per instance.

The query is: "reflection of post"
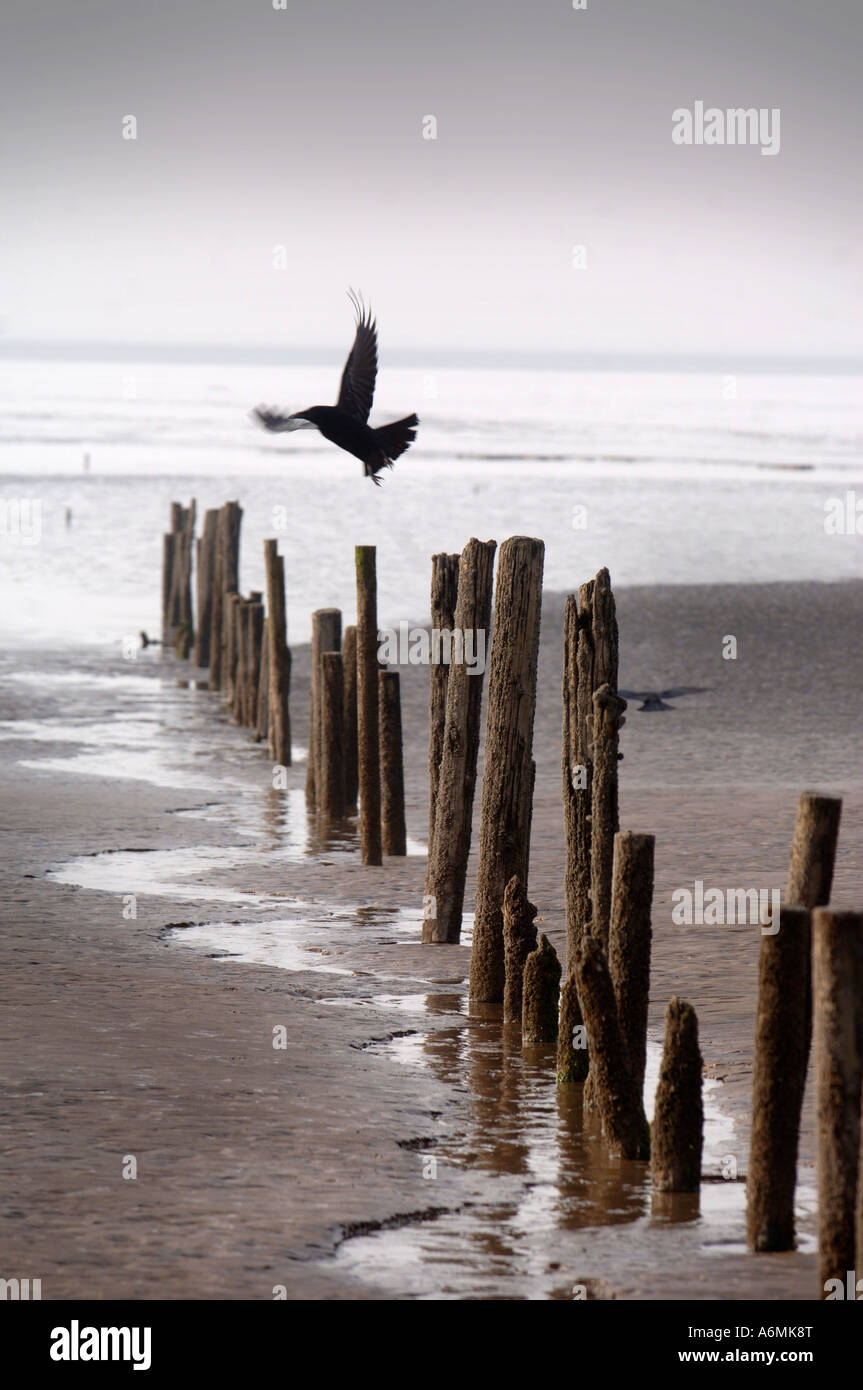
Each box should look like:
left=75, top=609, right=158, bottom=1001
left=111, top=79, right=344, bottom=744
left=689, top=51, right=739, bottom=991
left=319, top=652, right=345, bottom=822
left=424, top=538, right=495, bottom=943
left=812, top=909, right=863, bottom=1296
left=651, top=997, right=702, bottom=1192
left=379, top=670, right=406, bottom=855
left=355, top=546, right=382, bottom=865
left=471, top=537, right=544, bottom=1000
left=747, top=906, right=810, bottom=1251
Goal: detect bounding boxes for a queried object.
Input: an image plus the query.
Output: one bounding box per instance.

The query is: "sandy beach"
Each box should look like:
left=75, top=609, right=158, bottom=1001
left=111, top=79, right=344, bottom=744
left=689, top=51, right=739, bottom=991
left=2, top=576, right=861, bottom=1300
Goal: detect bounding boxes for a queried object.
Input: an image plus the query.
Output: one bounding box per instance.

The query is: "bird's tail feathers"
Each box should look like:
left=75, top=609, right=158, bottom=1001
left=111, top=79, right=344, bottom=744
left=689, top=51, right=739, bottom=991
left=373, top=413, right=419, bottom=461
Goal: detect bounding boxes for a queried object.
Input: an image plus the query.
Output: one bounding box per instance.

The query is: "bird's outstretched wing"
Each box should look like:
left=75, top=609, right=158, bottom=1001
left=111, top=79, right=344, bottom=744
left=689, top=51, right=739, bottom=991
left=336, top=290, right=378, bottom=423
left=618, top=689, right=653, bottom=701
left=250, top=406, right=296, bottom=432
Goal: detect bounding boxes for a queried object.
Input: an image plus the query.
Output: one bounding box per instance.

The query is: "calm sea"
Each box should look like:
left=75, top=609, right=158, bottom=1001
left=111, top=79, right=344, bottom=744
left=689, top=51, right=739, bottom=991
left=0, top=356, right=860, bottom=648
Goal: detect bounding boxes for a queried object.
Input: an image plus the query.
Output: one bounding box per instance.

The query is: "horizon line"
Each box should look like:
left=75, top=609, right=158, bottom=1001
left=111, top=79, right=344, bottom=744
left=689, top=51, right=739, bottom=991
left=0, top=338, right=860, bottom=375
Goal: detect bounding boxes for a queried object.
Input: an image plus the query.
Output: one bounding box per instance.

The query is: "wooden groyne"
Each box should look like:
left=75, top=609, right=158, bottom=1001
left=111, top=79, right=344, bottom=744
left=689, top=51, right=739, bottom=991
left=157, top=510, right=863, bottom=1290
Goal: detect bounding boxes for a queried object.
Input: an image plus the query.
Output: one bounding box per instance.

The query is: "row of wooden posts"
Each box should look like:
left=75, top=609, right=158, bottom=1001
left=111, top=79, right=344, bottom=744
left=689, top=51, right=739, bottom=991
left=160, top=502, right=406, bottom=850
left=419, top=537, right=862, bottom=1297
left=162, top=508, right=863, bottom=1297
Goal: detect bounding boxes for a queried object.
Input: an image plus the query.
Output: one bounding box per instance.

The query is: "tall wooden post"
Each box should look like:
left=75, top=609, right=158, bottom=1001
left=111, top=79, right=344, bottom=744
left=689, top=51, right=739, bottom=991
left=194, top=507, right=218, bottom=668
left=470, top=537, right=544, bottom=1002
left=175, top=499, right=196, bottom=659
left=356, top=546, right=382, bottom=865
left=747, top=906, right=812, bottom=1251
left=423, top=538, right=496, bottom=943
left=210, top=501, right=242, bottom=690
left=427, top=552, right=459, bottom=862
left=812, top=909, right=863, bottom=1297
left=307, top=608, right=341, bottom=803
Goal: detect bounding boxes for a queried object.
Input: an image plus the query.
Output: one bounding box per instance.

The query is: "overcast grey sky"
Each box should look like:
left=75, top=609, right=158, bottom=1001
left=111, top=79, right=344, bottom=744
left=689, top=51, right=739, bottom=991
left=0, top=0, right=860, bottom=358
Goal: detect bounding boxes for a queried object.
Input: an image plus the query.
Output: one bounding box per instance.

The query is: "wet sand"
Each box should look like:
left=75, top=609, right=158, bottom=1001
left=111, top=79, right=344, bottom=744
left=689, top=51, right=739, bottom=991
left=2, top=579, right=862, bottom=1299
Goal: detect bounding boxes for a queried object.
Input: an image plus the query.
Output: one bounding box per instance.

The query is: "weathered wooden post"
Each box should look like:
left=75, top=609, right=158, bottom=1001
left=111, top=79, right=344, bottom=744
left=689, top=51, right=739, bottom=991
left=786, top=791, right=843, bottom=1074
left=812, top=908, right=863, bottom=1297
left=176, top=499, right=196, bottom=659
left=423, top=538, right=496, bottom=944
left=307, top=608, right=341, bottom=802
left=651, top=998, right=703, bottom=1192
left=608, top=831, right=654, bottom=1099
left=590, top=684, right=627, bottom=952
left=232, top=598, right=248, bottom=720
left=165, top=502, right=185, bottom=654
left=225, top=592, right=241, bottom=709
left=161, top=531, right=176, bottom=649
left=470, top=537, right=544, bottom=1001
left=565, top=571, right=619, bottom=952
left=575, top=935, right=650, bottom=1160
left=263, top=539, right=291, bottom=767
left=557, top=974, right=587, bottom=1083
left=502, top=875, right=538, bottom=1025
left=319, top=651, right=346, bottom=822
left=245, top=596, right=264, bottom=727
left=194, top=508, right=218, bottom=668
left=342, top=624, right=358, bottom=809
left=356, top=545, right=382, bottom=865
left=427, top=552, right=460, bottom=861
left=210, top=501, right=242, bottom=690
left=379, top=670, right=407, bottom=855
left=787, top=792, right=842, bottom=910
left=747, top=906, right=811, bottom=1251
left=522, top=933, right=562, bottom=1046
left=256, top=617, right=270, bottom=743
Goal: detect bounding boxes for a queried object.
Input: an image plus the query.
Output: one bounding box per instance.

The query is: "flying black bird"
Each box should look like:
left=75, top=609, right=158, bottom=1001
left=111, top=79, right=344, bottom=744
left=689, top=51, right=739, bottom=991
left=250, top=291, right=419, bottom=485
left=618, top=686, right=710, bottom=712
